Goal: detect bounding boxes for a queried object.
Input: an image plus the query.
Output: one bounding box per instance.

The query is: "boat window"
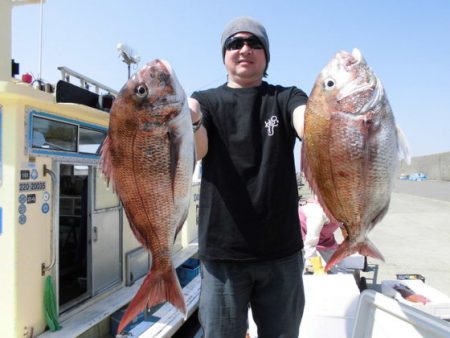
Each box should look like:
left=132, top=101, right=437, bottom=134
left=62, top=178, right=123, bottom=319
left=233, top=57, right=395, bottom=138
left=74, top=165, right=89, bottom=176
left=94, top=167, right=119, bottom=209
left=32, top=116, right=77, bottom=152
left=79, top=127, right=106, bottom=154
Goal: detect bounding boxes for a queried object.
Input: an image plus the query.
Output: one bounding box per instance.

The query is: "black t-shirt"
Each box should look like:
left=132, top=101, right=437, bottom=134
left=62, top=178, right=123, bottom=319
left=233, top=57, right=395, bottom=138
left=191, top=81, right=308, bottom=261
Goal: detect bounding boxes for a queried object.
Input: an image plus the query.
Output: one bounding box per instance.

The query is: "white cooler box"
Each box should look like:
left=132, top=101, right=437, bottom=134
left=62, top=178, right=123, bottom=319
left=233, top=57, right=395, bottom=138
left=299, top=274, right=361, bottom=338
left=352, top=290, right=450, bottom=338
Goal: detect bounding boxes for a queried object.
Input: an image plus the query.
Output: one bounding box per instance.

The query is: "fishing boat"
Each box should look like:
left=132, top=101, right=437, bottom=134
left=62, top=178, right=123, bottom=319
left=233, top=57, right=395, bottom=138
left=0, top=1, right=201, bottom=337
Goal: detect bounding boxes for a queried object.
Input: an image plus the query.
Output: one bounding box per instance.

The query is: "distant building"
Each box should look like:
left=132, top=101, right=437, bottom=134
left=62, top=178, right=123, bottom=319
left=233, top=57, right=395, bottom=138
left=399, top=151, right=450, bottom=181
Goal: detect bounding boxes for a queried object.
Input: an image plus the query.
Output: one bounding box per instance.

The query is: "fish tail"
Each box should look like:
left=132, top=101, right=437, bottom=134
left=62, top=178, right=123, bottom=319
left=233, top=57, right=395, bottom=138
left=117, top=266, right=187, bottom=334
left=324, top=238, right=385, bottom=272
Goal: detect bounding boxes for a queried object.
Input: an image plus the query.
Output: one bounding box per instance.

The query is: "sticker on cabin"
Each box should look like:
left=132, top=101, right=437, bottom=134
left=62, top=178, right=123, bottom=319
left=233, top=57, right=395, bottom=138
left=31, top=169, right=38, bottom=180
left=27, top=194, right=37, bottom=204
left=19, top=214, right=27, bottom=225
left=43, top=191, right=50, bottom=201
left=18, top=204, right=27, bottom=214
left=21, top=170, right=30, bottom=180
left=19, top=181, right=46, bottom=192
left=41, top=203, right=50, bottom=214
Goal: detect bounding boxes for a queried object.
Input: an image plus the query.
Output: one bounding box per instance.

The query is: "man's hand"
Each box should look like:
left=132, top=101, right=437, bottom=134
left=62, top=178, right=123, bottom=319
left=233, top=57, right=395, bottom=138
left=188, top=98, right=208, bottom=160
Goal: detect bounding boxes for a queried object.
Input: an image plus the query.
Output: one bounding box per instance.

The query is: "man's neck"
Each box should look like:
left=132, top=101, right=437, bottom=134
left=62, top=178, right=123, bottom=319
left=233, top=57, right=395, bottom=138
left=227, top=76, right=263, bottom=88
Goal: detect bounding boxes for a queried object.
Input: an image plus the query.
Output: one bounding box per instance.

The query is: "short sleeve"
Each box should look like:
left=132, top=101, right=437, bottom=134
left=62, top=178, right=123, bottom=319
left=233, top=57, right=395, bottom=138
left=288, top=87, right=308, bottom=115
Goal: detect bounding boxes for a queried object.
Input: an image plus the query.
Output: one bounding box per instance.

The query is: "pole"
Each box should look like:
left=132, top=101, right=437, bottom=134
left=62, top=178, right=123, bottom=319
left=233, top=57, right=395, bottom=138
left=38, top=0, right=44, bottom=80
left=0, top=1, right=13, bottom=81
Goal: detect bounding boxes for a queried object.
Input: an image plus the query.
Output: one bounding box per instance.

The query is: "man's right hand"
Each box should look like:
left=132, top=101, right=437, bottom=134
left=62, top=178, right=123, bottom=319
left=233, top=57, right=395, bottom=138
left=188, top=98, right=208, bottom=160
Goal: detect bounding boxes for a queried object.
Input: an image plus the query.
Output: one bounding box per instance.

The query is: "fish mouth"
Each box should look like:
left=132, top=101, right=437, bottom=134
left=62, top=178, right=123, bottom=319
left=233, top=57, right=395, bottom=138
left=137, top=59, right=186, bottom=109
left=157, top=59, right=186, bottom=106
left=359, top=76, right=383, bottom=113
left=150, top=59, right=188, bottom=124
left=335, top=48, right=383, bottom=113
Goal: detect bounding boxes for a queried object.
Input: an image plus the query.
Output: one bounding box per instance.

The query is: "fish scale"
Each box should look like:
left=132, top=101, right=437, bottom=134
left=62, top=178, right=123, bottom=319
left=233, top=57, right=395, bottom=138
left=101, top=59, right=194, bottom=334
left=302, top=48, right=409, bottom=272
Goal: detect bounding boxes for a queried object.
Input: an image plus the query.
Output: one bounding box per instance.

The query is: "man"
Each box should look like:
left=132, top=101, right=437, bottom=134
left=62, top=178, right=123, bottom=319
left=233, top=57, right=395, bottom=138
left=189, top=16, right=308, bottom=337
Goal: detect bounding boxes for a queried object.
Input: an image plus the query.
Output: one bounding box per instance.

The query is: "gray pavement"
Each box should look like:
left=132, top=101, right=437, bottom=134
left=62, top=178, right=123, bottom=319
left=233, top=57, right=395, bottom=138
left=364, top=192, right=450, bottom=296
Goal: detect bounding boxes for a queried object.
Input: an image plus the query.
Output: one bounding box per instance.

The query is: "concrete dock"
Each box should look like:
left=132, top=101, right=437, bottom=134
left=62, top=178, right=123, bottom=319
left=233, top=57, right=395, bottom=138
left=364, top=179, right=450, bottom=296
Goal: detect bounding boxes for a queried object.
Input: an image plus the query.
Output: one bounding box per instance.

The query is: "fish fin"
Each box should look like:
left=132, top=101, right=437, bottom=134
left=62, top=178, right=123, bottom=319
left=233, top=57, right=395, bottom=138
left=324, top=238, right=385, bottom=272
left=168, top=130, right=190, bottom=243
left=300, top=143, right=315, bottom=195
left=396, top=125, right=411, bottom=165
left=173, top=210, right=188, bottom=244
left=192, top=148, right=197, bottom=172
left=371, top=201, right=390, bottom=227
left=99, top=136, right=116, bottom=191
left=301, top=139, right=340, bottom=225
left=168, top=129, right=181, bottom=198
left=117, top=265, right=186, bottom=334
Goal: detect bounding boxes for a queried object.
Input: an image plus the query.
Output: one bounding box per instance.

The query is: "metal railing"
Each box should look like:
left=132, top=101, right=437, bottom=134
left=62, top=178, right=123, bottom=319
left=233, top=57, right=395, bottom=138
left=57, top=66, right=118, bottom=96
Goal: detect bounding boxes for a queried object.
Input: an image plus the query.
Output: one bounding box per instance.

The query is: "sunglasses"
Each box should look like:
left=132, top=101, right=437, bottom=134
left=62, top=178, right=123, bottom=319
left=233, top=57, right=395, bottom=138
left=224, top=36, right=264, bottom=51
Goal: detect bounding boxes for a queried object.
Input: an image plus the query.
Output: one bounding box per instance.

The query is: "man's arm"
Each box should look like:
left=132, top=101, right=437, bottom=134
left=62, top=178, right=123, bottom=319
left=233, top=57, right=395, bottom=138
left=293, top=104, right=306, bottom=140
left=188, top=97, right=208, bottom=160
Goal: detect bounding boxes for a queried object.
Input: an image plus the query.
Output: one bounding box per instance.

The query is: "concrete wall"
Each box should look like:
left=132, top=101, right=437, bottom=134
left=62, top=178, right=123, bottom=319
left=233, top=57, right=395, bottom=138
left=400, top=151, right=450, bottom=181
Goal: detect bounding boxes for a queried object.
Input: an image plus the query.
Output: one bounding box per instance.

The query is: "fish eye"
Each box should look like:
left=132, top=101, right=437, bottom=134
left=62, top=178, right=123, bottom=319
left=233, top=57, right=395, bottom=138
left=323, top=78, right=336, bottom=90
left=135, top=85, right=148, bottom=98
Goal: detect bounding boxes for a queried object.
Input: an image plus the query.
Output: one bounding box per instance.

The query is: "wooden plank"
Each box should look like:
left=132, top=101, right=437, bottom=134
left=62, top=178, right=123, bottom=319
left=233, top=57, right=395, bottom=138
left=38, top=243, right=198, bottom=338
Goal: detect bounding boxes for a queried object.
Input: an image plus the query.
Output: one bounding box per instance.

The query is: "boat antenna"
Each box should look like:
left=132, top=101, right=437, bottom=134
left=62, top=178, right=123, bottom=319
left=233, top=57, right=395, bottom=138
left=116, top=42, right=140, bottom=79
left=38, top=0, right=44, bottom=81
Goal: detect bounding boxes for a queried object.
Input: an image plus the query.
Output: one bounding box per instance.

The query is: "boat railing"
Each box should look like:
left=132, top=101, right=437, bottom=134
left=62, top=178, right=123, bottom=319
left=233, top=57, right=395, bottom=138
left=57, top=66, right=118, bottom=96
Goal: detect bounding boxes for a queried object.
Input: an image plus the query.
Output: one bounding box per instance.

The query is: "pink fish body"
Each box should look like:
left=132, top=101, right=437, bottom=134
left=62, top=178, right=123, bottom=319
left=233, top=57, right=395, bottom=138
left=101, top=59, right=194, bottom=333
left=302, top=49, right=409, bottom=272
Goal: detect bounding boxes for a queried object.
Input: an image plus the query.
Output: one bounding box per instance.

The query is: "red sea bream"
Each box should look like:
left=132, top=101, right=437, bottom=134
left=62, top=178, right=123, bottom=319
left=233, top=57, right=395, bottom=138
left=101, top=59, right=194, bottom=333
left=301, top=48, right=410, bottom=272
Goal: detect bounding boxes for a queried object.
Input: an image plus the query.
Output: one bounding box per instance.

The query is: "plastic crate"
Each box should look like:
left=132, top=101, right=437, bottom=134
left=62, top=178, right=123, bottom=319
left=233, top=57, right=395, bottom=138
left=176, top=258, right=200, bottom=287
left=110, top=307, right=159, bottom=335
left=128, top=319, right=159, bottom=336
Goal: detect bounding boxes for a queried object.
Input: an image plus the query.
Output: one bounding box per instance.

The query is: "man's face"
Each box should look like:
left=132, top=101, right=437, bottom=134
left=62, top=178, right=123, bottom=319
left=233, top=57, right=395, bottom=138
left=224, top=32, right=267, bottom=87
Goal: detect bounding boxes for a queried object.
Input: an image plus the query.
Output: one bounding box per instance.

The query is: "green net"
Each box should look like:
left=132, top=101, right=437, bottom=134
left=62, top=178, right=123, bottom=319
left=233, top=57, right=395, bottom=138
left=44, top=276, right=62, bottom=331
